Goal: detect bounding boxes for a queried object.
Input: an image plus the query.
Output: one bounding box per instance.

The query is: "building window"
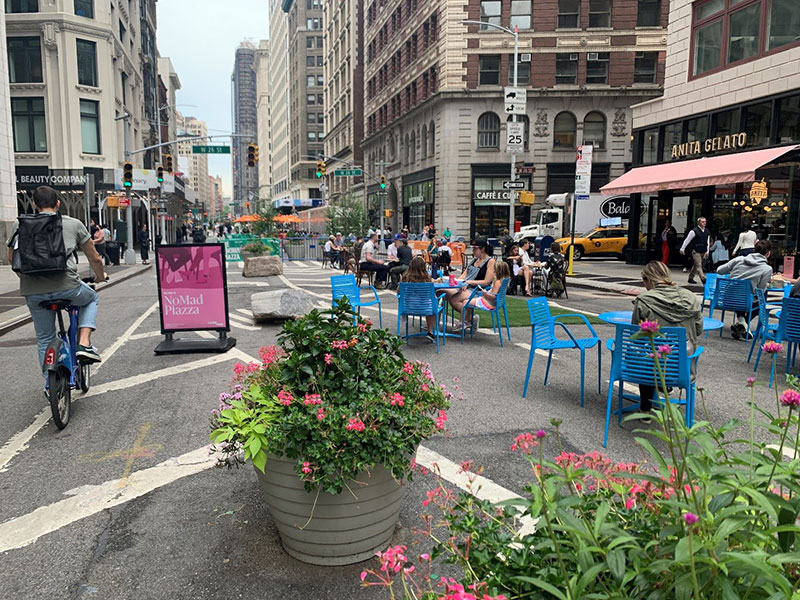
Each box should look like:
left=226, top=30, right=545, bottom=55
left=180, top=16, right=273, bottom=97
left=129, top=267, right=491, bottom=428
left=478, top=55, right=501, bottom=85
left=5, top=0, right=38, bottom=11
left=307, top=75, right=315, bottom=86
left=317, top=74, right=323, bottom=86
left=80, top=99, right=100, bottom=154
left=306, top=38, right=314, bottom=49
left=558, top=0, right=580, bottom=28
left=642, top=128, right=658, bottom=163
left=583, top=112, right=606, bottom=149
left=308, top=131, right=317, bottom=141
left=686, top=116, right=709, bottom=143
left=555, top=54, right=578, bottom=84
left=119, top=20, right=126, bottom=42
left=11, top=97, right=46, bottom=152
left=768, top=0, right=800, bottom=51
left=317, top=93, right=323, bottom=104
left=589, top=0, right=611, bottom=27
left=479, top=1, right=501, bottom=29
left=586, top=52, right=609, bottom=83
left=76, top=39, right=97, bottom=87
left=477, top=112, right=500, bottom=148
left=306, top=0, right=321, bottom=8
left=712, top=107, right=740, bottom=136
left=307, top=94, right=316, bottom=105
left=317, top=55, right=323, bottom=66
left=744, top=100, right=772, bottom=148
left=634, top=51, right=658, bottom=82
left=553, top=112, right=577, bottom=149
left=662, top=123, right=681, bottom=159
left=74, top=0, right=93, bottom=17
left=507, top=115, right=530, bottom=150
left=306, top=17, right=321, bottom=30
left=510, top=1, right=531, bottom=30
left=507, top=55, right=531, bottom=85
left=546, top=164, right=576, bottom=195
left=307, top=113, right=316, bottom=124
left=120, top=71, right=127, bottom=105
left=728, top=2, right=761, bottom=64
left=7, top=37, right=42, bottom=83
left=637, top=0, right=660, bottom=26
left=306, top=56, right=315, bottom=67
left=777, top=95, right=800, bottom=143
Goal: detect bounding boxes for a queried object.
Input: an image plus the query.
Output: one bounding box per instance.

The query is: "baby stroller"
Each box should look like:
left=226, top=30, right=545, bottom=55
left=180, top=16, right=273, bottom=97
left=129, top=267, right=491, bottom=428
left=435, top=250, right=452, bottom=274
left=530, top=265, right=547, bottom=295
left=544, top=254, right=568, bottom=298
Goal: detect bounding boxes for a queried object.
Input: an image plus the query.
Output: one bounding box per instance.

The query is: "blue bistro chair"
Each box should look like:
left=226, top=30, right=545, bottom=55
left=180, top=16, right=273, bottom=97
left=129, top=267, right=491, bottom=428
left=396, top=283, right=446, bottom=353
left=604, top=324, right=703, bottom=448
left=330, top=274, right=382, bottom=328
left=775, top=297, right=800, bottom=378
left=702, top=273, right=727, bottom=311
left=461, top=278, right=511, bottom=346
left=708, top=277, right=754, bottom=338
left=749, top=288, right=780, bottom=386
left=522, top=297, right=601, bottom=407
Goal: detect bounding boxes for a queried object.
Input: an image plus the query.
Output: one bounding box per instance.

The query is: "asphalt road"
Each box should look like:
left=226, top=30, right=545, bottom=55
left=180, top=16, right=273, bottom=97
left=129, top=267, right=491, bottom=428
left=0, top=259, right=783, bottom=599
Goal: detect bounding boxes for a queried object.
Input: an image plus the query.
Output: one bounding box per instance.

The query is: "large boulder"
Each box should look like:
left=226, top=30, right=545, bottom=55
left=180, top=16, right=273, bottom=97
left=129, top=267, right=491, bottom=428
left=243, top=255, right=283, bottom=277
left=251, top=289, right=315, bottom=322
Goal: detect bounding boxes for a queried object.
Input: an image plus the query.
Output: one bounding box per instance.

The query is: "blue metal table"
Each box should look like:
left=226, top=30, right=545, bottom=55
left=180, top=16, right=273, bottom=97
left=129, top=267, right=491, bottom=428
left=598, top=310, right=724, bottom=332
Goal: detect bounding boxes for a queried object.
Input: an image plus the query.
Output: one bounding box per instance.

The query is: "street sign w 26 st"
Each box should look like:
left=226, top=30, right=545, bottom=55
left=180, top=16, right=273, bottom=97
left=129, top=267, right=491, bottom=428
left=192, top=145, right=231, bottom=154
left=333, top=169, right=363, bottom=176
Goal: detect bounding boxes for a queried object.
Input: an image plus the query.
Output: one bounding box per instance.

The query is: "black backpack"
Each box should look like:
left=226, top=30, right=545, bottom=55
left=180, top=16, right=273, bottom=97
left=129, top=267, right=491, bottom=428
left=8, top=213, right=70, bottom=274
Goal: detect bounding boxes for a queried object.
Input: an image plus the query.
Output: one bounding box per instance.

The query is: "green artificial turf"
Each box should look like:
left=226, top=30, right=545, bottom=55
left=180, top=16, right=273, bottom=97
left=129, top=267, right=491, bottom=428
left=475, top=295, right=603, bottom=328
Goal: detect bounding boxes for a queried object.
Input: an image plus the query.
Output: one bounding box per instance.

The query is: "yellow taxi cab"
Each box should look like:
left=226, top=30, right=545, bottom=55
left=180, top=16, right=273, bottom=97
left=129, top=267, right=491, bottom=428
left=554, top=227, right=630, bottom=260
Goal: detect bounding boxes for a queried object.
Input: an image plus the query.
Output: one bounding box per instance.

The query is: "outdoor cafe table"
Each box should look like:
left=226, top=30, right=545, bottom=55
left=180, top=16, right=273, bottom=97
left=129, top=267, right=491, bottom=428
left=432, top=281, right=469, bottom=338
left=598, top=310, right=724, bottom=332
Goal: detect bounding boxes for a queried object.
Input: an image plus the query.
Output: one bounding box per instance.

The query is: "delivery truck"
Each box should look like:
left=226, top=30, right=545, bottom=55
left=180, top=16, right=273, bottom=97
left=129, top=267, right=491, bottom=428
left=514, top=193, right=633, bottom=242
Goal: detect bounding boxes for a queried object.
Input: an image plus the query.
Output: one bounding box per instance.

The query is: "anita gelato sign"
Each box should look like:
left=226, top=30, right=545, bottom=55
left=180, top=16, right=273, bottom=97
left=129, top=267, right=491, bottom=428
left=671, top=132, right=748, bottom=159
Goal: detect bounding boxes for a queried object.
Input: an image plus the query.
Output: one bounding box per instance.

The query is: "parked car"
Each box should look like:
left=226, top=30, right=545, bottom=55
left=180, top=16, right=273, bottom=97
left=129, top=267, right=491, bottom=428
left=554, top=227, right=631, bottom=260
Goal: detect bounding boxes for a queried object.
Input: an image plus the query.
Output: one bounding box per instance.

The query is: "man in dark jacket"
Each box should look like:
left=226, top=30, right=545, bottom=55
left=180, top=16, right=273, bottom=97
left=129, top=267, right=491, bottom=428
left=679, top=217, right=711, bottom=284
left=389, top=238, right=413, bottom=289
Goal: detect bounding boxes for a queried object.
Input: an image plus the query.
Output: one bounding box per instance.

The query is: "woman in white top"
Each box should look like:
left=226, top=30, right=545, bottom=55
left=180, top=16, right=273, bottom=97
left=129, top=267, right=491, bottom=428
left=733, top=223, right=757, bottom=257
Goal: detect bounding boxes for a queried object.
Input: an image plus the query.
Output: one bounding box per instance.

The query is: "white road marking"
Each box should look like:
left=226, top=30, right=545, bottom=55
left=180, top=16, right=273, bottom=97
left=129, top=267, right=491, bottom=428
left=227, top=281, right=270, bottom=287
left=228, top=314, right=261, bottom=331
left=128, top=331, right=163, bottom=341
left=93, top=301, right=158, bottom=375
left=235, top=308, right=253, bottom=317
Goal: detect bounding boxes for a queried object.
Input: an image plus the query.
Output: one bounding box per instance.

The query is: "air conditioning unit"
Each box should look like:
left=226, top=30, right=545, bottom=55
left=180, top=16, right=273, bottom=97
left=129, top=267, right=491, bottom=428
left=588, top=52, right=599, bottom=60
left=520, top=53, right=532, bottom=62
left=569, top=53, right=579, bottom=61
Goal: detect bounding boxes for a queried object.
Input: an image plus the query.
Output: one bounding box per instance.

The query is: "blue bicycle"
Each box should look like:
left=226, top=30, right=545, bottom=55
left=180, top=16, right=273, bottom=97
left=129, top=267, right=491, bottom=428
left=40, top=278, right=101, bottom=429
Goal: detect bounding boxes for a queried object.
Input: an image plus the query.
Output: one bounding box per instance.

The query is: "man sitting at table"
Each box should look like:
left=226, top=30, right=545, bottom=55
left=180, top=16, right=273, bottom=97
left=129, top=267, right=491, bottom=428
left=715, top=239, right=773, bottom=340
left=360, top=232, right=390, bottom=289
left=388, top=237, right=412, bottom=289
left=632, top=261, right=703, bottom=417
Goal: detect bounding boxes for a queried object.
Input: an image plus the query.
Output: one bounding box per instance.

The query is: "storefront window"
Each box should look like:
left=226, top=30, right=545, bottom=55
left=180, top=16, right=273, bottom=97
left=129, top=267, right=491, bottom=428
left=403, top=180, right=434, bottom=235
left=777, top=95, right=800, bottom=144
left=642, top=128, right=659, bottom=164
left=713, top=108, right=740, bottom=137
left=662, top=123, right=682, bottom=161
left=744, top=101, right=772, bottom=148
left=687, top=116, right=709, bottom=143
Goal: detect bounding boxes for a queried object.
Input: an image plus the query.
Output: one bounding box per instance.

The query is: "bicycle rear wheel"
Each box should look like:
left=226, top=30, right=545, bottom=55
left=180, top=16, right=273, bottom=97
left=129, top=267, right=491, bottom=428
left=48, top=367, right=71, bottom=429
left=80, top=361, right=91, bottom=393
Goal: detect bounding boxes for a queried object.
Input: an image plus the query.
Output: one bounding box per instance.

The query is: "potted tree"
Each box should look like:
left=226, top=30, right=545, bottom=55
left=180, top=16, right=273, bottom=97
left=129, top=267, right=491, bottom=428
left=210, top=301, right=450, bottom=565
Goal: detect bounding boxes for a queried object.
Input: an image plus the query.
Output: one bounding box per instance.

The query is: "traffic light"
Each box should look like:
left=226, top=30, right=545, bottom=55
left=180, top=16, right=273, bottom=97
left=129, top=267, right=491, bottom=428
left=380, top=174, right=387, bottom=190
left=245, top=202, right=251, bottom=210
left=247, top=143, right=257, bottom=167
left=164, top=154, right=173, bottom=173
left=254, top=145, right=260, bottom=163
left=122, top=161, right=133, bottom=188
left=384, top=209, right=393, bottom=218
left=315, top=160, right=326, bottom=178
left=157, top=166, right=164, bottom=183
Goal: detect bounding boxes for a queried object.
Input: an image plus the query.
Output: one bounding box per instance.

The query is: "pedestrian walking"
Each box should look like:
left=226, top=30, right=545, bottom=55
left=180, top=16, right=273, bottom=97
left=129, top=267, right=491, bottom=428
left=658, top=219, right=677, bottom=265
left=92, top=223, right=110, bottom=266
left=733, top=222, right=757, bottom=257
left=139, top=224, right=150, bottom=265
left=679, top=217, right=711, bottom=284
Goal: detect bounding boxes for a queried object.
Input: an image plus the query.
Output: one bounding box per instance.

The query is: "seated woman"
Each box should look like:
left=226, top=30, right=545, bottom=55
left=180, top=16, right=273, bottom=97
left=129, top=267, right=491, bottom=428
left=399, top=256, right=438, bottom=342
left=444, top=239, right=496, bottom=328
left=543, top=242, right=567, bottom=295
left=631, top=261, right=703, bottom=415
left=454, top=261, right=511, bottom=328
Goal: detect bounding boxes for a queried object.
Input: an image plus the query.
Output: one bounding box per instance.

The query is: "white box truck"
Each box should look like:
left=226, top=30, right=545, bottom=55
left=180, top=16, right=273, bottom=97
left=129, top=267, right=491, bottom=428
left=514, top=193, right=633, bottom=242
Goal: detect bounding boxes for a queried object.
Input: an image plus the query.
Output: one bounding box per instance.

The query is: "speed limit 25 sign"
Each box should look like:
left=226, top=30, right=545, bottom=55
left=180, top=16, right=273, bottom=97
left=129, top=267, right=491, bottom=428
left=506, top=121, right=525, bottom=154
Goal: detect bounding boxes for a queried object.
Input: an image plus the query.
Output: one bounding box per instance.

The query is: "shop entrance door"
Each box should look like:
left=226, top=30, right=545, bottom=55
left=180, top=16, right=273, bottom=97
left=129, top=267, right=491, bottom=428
left=472, top=205, right=509, bottom=239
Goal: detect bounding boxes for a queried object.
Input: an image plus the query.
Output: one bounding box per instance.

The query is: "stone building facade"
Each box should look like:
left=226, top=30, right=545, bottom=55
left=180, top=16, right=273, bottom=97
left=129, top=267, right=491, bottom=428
left=232, top=42, right=258, bottom=213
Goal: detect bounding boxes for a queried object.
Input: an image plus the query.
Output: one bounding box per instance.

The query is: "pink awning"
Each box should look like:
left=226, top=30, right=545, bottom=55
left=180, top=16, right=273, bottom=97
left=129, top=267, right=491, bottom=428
left=600, top=144, right=800, bottom=195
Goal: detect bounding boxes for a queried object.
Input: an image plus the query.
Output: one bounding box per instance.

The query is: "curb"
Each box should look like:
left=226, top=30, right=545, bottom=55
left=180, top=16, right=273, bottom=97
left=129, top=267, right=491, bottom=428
left=0, top=265, right=153, bottom=337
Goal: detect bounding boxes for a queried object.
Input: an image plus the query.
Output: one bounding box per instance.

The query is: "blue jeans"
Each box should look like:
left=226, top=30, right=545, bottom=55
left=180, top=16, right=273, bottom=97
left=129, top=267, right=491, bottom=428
left=25, top=282, right=99, bottom=374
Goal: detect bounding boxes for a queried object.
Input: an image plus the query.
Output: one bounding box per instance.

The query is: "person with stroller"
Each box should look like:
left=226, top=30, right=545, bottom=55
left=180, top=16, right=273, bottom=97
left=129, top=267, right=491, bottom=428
left=542, top=242, right=567, bottom=296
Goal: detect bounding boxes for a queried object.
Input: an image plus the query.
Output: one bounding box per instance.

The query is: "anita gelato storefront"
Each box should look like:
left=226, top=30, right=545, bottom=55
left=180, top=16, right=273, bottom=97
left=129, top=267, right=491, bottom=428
left=602, top=91, right=800, bottom=271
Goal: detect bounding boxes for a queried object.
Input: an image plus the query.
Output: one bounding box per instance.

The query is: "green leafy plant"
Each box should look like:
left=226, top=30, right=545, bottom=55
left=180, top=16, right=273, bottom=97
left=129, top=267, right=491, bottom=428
left=242, top=241, right=271, bottom=256
left=326, top=191, right=370, bottom=238
left=362, top=324, right=800, bottom=599
left=251, top=203, right=277, bottom=237
left=210, top=300, right=450, bottom=494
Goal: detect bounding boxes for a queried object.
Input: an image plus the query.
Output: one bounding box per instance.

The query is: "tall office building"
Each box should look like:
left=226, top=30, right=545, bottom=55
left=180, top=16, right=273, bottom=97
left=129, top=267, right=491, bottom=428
left=157, top=57, right=182, bottom=155
left=177, top=116, right=210, bottom=212
left=255, top=40, right=272, bottom=202
left=268, top=1, right=290, bottom=204
left=323, top=0, right=364, bottom=202
left=0, top=12, right=16, bottom=257
left=231, top=41, right=258, bottom=215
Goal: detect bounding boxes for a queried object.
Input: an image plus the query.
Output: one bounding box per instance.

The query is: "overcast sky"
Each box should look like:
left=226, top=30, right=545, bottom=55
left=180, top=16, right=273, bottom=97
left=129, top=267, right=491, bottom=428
left=156, top=0, right=270, bottom=197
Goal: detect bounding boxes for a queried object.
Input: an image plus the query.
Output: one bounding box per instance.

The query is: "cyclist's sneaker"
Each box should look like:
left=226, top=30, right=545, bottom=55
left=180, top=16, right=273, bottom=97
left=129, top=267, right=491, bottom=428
left=76, top=345, right=102, bottom=363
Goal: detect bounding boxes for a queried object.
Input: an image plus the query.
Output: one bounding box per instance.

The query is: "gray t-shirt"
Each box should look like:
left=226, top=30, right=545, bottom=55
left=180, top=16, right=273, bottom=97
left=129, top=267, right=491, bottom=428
left=7, top=214, right=91, bottom=296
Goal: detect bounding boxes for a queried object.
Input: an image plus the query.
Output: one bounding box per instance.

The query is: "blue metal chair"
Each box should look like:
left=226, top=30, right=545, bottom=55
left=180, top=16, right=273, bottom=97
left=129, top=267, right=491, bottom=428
left=775, top=297, right=800, bottom=378
left=748, top=288, right=780, bottom=386
left=522, top=297, right=601, bottom=407
left=701, top=273, right=727, bottom=311
left=461, top=278, right=511, bottom=346
left=396, top=283, right=446, bottom=353
left=604, top=324, right=703, bottom=448
left=708, top=277, right=754, bottom=337
left=330, top=274, right=382, bottom=328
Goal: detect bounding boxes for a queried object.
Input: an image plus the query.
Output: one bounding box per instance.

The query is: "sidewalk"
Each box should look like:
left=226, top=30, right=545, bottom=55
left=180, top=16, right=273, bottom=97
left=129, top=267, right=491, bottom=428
left=565, top=259, right=704, bottom=296
left=0, top=263, right=153, bottom=335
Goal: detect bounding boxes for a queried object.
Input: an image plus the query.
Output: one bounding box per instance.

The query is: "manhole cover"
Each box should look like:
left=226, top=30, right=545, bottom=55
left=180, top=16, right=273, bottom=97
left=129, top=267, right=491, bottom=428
left=0, top=336, right=37, bottom=348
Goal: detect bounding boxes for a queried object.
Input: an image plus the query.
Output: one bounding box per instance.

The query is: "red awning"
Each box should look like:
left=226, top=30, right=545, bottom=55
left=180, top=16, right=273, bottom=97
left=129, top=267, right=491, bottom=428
left=600, top=144, right=800, bottom=195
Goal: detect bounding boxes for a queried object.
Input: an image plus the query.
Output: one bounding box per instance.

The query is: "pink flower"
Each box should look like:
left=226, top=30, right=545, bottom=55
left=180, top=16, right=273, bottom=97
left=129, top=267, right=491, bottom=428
left=656, top=344, right=672, bottom=356
left=301, top=461, right=312, bottom=474
left=277, top=389, right=294, bottom=406
left=746, top=377, right=756, bottom=388
left=357, top=322, right=368, bottom=333
left=419, top=553, right=430, bottom=561
left=403, top=361, right=414, bottom=374
left=762, top=341, right=783, bottom=354
left=258, top=345, right=281, bottom=365
left=233, top=362, right=245, bottom=375
left=316, top=407, right=326, bottom=420
left=535, top=429, right=546, bottom=439
left=683, top=512, right=699, bottom=525
left=331, top=339, right=349, bottom=350
left=359, top=571, right=367, bottom=582
left=304, top=393, right=322, bottom=406
left=435, top=410, right=448, bottom=430
left=421, top=384, right=429, bottom=392
left=625, top=497, right=635, bottom=509
left=390, top=392, right=405, bottom=407
left=375, top=545, right=408, bottom=574
left=346, top=417, right=366, bottom=432
left=246, top=361, right=261, bottom=373
left=780, top=389, right=800, bottom=408
left=639, top=320, right=659, bottom=333
left=511, top=432, right=539, bottom=454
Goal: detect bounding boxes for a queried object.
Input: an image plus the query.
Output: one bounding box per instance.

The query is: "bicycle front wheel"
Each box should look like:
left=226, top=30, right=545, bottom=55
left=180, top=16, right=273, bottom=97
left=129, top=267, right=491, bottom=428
left=80, top=362, right=91, bottom=393
left=48, top=367, right=71, bottom=430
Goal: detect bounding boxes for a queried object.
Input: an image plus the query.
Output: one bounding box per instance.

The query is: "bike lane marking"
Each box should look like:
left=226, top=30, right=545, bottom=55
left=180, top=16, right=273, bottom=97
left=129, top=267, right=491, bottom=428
left=0, top=301, right=159, bottom=474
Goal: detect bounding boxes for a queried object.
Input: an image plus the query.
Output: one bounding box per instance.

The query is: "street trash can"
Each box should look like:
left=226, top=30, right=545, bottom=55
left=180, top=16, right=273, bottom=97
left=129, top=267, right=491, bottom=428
left=106, top=241, right=121, bottom=266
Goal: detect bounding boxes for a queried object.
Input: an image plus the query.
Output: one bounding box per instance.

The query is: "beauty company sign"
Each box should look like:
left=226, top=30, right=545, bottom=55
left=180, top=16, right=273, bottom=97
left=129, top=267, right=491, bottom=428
left=155, top=243, right=230, bottom=332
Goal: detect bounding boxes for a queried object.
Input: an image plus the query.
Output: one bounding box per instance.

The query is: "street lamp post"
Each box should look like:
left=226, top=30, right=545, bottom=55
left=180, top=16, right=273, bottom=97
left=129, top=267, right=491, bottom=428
left=463, top=20, right=520, bottom=235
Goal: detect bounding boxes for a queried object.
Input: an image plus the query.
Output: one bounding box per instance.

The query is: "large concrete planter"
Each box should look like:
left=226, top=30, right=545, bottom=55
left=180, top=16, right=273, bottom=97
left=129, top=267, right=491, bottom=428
left=255, top=456, right=406, bottom=565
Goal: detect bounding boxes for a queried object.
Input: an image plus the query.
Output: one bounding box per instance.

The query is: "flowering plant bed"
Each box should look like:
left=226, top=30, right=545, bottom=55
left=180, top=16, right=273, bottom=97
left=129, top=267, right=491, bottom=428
left=210, top=300, right=450, bottom=495
left=362, top=326, right=800, bottom=599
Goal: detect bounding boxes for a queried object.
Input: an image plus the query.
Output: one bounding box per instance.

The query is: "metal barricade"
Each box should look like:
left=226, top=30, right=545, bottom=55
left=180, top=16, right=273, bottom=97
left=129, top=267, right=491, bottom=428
left=281, top=236, right=326, bottom=262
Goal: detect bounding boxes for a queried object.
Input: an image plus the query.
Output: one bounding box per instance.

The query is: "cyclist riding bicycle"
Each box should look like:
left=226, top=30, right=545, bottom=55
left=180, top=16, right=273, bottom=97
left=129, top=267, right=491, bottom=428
left=6, top=185, right=106, bottom=375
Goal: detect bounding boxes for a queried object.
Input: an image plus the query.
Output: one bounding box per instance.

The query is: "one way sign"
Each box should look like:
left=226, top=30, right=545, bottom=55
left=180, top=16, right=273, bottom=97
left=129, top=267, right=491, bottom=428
left=503, top=181, right=526, bottom=190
